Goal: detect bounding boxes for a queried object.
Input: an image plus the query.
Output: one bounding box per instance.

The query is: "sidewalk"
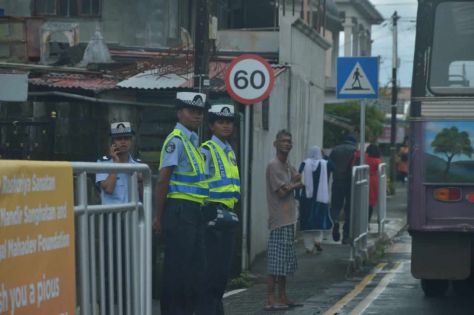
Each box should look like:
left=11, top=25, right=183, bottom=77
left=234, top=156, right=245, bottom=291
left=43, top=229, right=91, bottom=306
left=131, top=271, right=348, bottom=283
left=222, top=183, right=408, bottom=315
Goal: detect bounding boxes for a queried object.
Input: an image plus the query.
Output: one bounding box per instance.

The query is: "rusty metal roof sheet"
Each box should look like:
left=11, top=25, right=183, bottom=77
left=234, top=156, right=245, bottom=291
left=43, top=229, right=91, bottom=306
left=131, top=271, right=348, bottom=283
left=29, top=73, right=118, bottom=92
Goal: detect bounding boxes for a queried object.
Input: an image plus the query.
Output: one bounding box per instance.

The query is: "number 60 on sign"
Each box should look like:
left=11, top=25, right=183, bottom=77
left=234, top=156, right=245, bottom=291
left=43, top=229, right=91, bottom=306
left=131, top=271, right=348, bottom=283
left=225, top=54, right=275, bottom=105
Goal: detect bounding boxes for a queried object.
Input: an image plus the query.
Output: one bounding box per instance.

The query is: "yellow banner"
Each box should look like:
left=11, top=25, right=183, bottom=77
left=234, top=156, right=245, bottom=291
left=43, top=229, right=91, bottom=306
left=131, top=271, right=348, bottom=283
left=0, top=160, right=75, bottom=315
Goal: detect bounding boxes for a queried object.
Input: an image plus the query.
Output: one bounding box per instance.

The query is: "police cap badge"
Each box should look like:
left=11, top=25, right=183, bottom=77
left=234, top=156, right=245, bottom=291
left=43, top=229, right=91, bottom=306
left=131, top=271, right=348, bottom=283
left=110, top=121, right=134, bottom=138
left=209, top=104, right=235, bottom=121
left=176, top=92, right=207, bottom=109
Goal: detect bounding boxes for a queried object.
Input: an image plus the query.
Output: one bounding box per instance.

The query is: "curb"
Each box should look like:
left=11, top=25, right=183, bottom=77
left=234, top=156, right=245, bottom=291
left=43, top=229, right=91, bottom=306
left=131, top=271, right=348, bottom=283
left=346, top=223, right=408, bottom=277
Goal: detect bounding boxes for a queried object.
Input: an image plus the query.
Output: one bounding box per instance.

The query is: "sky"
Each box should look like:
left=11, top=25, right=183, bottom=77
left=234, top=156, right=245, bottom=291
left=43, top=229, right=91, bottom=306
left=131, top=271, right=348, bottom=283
left=370, top=0, right=418, bottom=88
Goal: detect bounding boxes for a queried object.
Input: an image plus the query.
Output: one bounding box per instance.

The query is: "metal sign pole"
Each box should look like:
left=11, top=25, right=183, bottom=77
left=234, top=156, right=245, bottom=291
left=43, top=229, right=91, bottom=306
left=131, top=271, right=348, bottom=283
left=360, top=99, right=366, bottom=165
left=241, top=105, right=250, bottom=270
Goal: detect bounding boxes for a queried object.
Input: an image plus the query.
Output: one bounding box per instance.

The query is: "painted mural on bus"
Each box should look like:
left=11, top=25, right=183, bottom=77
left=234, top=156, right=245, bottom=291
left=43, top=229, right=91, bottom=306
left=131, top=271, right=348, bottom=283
left=424, top=120, right=474, bottom=183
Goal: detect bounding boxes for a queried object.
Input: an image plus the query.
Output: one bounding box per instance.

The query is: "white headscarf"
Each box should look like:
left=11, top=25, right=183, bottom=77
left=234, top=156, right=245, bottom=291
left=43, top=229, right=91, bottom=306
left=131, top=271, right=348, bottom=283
left=303, top=145, right=329, bottom=203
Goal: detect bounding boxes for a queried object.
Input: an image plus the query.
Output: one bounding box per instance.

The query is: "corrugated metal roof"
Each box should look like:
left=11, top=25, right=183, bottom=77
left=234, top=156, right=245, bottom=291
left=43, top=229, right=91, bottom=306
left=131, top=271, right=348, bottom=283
left=117, top=61, right=287, bottom=91
left=27, top=60, right=287, bottom=93
left=117, top=69, right=193, bottom=90
left=29, top=73, right=118, bottom=92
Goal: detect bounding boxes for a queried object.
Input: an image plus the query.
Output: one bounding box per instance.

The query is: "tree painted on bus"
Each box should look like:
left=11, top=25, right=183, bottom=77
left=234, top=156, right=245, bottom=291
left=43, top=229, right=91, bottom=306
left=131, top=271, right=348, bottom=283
left=431, top=126, right=473, bottom=178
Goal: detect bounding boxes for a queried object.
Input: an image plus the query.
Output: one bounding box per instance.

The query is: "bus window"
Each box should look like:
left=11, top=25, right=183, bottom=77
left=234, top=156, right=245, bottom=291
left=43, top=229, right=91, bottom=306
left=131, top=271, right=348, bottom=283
left=429, top=2, right=474, bottom=94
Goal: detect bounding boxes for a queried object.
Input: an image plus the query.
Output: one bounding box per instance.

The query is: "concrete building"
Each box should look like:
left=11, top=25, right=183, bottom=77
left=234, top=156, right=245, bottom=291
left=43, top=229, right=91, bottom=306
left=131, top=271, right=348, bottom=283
left=249, top=15, right=331, bottom=265
left=0, top=0, right=383, bottom=269
left=216, top=2, right=337, bottom=264
left=335, top=0, right=384, bottom=57
left=0, top=0, right=195, bottom=49
left=218, top=0, right=382, bottom=266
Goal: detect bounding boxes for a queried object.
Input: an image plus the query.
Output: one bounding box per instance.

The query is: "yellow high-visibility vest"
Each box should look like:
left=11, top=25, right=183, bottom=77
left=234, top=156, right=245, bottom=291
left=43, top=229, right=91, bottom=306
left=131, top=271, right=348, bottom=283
left=160, top=129, right=208, bottom=204
left=201, top=140, right=241, bottom=209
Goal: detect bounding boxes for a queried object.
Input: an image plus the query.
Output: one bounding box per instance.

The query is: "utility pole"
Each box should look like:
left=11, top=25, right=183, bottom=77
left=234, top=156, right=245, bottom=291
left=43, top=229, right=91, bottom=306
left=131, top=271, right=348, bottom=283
left=194, top=0, right=210, bottom=91
left=389, top=11, right=399, bottom=194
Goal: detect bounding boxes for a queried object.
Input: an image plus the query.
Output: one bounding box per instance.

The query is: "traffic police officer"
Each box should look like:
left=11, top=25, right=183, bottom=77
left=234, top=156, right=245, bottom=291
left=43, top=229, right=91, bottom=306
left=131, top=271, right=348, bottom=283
left=154, top=92, right=208, bottom=315
left=95, top=121, right=141, bottom=314
left=96, top=121, right=141, bottom=204
left=197, top=104, right=241, bottom=315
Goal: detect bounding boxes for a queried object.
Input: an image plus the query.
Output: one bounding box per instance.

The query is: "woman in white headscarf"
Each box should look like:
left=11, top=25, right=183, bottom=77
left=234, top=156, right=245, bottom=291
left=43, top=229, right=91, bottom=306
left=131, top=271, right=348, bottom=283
left=298, top=145, right=334, bottom=253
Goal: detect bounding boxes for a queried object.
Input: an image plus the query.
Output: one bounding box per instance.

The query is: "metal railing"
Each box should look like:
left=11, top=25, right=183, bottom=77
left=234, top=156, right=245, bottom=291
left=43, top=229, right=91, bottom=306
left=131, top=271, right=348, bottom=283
left=73, top=162, right=152, bottom=315
left=377, top=163, right=387, bottom=237
left=348, top=165, right=369, bottom=266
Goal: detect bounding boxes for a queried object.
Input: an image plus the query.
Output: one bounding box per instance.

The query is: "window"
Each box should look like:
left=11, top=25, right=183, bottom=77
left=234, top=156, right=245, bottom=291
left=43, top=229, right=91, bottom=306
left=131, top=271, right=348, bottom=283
left=33, top=0, right=101, bottom=17
left=429, top=2, right=474, bottom=94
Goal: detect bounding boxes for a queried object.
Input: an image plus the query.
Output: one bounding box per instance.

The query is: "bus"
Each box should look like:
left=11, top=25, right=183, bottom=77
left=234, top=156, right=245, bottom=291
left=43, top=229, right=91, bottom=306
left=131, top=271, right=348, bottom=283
left=409, top=0, right=474, bottom=296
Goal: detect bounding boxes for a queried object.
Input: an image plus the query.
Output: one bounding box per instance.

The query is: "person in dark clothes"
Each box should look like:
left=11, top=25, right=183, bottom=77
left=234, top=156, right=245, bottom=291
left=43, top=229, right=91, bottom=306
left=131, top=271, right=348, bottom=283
left=197, top=104, right=241, bottom=315
left=329, top=135, right=357, bottom=244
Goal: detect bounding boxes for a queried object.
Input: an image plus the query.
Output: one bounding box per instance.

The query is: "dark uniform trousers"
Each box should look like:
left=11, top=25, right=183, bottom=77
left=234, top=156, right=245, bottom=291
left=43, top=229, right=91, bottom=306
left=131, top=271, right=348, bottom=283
left=196, top=204, right=237, bottom=315
left=330, top=180, right=352, bottom=240
left=160, top=198, right=205, bottom=315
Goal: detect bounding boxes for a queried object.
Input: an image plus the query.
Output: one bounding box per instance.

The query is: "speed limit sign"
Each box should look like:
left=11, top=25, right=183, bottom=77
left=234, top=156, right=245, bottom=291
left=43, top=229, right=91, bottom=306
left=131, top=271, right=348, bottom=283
left=225, top=54, right=275, bottom=105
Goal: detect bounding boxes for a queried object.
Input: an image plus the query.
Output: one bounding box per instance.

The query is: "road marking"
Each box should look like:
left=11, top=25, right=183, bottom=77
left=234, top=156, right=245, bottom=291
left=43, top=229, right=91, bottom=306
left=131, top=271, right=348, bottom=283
left=386, top=243, right=411, bottom=253
left=223, top=288, right=247, bottom=298
left=348, top=261, right=402, bottom=315
left=323, top=263, right=387, bottom=315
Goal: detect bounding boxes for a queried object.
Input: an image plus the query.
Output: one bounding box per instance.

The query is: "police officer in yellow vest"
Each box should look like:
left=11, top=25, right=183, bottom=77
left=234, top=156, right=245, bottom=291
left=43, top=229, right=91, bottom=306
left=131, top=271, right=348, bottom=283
left=153, top=92, right=208, bottom=315
left=196, top=104, right=241, bottom=315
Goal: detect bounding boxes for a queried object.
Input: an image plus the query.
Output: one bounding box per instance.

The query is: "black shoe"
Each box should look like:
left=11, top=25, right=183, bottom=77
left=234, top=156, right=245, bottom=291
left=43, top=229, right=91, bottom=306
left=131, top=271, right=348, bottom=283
left=332, top=223, right=340, bottom=242
left=314, top=242, right=323, bottom=252
left=342, top=238, right=350, bottom=245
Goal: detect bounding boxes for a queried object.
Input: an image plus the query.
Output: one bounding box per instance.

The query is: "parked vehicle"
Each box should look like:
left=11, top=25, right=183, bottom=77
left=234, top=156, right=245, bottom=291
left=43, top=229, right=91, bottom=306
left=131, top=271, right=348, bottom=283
left=408, top=0, right=474, bottom=297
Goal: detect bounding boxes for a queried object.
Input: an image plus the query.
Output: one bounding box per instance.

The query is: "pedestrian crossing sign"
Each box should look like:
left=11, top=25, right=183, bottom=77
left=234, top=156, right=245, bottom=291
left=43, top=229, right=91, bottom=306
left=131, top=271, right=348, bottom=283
left=336, top=57, right=379, bottom=99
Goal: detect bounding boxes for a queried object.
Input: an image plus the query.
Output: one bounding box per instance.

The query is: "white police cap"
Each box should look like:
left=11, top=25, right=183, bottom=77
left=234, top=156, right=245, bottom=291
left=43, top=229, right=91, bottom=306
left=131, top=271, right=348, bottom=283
left=176, top=92, right=206, bottom=109
left=209, top=104, right=235, bottom=119
left=110, top=121, right=134, bottom=137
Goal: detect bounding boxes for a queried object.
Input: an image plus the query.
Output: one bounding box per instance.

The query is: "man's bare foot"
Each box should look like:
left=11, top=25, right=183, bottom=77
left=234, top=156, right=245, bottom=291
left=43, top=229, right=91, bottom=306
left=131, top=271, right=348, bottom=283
left=267, top=294, right=276, bottom=307
left=280, top=296, right=303, bottom=307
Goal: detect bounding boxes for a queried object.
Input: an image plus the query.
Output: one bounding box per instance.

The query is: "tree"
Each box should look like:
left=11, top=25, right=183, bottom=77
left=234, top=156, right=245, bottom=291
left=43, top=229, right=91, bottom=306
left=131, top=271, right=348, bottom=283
left=323, top=101, right=385, bottom=148
left=431, top=126, right=474, bottom=178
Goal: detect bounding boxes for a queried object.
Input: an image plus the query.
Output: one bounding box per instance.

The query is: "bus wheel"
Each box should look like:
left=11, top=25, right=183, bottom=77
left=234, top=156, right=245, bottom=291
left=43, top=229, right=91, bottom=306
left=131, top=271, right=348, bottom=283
left=452, top=279, right=473, bottom=296
left=421, top=279, right=449, bottom=297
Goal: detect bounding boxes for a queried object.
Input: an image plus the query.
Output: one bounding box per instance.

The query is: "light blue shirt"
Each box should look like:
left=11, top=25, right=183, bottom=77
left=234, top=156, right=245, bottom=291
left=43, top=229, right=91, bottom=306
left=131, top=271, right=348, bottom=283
left=201, top=135, right=234, bottom=177
left=160, top=123, right=200, bottom=172
left=96, top=155, right=140, bottom=204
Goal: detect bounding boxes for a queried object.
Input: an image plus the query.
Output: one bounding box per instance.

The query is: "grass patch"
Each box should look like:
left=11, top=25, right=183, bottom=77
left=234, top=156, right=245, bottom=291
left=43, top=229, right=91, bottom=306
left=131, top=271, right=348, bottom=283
left=227, top=272, right=254, bottom=290
left=369, top=239, right=390, bottom=264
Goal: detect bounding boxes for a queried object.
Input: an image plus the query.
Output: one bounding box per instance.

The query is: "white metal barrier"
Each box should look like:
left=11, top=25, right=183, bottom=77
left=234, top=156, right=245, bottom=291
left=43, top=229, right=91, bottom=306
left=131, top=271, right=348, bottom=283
left=377, top=163, right=387, bottom=237
left=349, top=165, right=369, bottom=266
left=73, top=162, right=152, bottom=315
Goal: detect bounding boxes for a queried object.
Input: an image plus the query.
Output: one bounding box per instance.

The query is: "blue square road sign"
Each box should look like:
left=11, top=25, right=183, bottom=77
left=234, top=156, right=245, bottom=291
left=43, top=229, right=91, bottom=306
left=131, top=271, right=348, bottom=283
left=336, top=57, right=379, bottom=99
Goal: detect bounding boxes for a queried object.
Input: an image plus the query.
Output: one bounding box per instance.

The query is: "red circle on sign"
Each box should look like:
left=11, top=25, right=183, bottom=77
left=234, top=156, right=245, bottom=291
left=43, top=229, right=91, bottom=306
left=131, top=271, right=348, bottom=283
left=224, top=54, right=275, bottom=105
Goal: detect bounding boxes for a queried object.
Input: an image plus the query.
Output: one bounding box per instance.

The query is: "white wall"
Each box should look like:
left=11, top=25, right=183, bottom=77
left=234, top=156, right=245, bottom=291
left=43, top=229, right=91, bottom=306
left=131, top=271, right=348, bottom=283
left=217, top=30, right=279, bottom=53
left=249, top=72, right=289, bottom=263
left=286, top=20, right=328, bottom=160
left=248, top=16, right=330, bottom=264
